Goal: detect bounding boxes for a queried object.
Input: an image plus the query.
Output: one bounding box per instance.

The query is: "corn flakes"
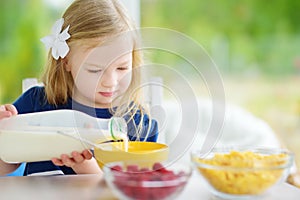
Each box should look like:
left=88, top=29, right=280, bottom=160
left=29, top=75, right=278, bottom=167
left=195, top=151, right=287, bottom=195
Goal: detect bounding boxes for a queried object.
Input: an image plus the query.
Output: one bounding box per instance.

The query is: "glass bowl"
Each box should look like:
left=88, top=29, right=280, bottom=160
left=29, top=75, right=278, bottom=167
left=191, top=147, right=294, bottom=199
left=103, top=161, right=192, bottom=200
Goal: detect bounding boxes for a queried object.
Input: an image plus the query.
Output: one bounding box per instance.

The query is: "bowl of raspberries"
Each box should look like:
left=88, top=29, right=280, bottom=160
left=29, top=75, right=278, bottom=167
left=103, top=161, right=192, bottom=200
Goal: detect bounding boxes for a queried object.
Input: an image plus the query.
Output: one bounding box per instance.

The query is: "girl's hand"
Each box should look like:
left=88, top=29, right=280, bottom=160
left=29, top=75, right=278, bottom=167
left=52, top=149, right=102, bottom=174
left=52, top=149, right=93, bottom=167
left=0, top=104, right=18, bottom=119
left=0, top=104, right=19, bottom=175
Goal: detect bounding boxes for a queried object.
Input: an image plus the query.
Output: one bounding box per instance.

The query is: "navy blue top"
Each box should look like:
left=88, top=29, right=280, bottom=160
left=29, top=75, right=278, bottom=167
left=12, top=86, right=158, bottom=176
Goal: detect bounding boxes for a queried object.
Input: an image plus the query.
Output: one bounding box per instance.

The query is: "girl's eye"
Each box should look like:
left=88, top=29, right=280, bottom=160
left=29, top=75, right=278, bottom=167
left=87, top=69, right=102, bottom=73
left=117, top=67, right=129, bottom=70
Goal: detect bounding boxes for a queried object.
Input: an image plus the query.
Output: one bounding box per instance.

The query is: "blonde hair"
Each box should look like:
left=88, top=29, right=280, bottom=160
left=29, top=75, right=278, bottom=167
left=41, top=0, right=151, bottom=140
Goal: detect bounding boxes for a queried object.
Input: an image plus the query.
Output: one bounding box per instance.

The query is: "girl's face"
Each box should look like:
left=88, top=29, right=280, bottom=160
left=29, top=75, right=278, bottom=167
left=67, top=37, right=133, bottom=108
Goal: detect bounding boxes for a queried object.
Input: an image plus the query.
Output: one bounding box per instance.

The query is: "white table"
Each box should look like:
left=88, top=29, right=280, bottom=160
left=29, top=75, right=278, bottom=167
left=179, top=171, right=300, bottom=200
left=1, top=171, right=299, bottom=200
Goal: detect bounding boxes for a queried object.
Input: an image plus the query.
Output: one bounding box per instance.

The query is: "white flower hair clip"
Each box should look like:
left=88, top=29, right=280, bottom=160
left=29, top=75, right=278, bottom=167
left=40, top=18, right=70, bottom=60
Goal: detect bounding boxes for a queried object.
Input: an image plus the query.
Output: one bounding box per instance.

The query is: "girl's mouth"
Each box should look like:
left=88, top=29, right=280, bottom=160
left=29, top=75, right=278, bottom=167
left=99, top=92, right=114, bottom=97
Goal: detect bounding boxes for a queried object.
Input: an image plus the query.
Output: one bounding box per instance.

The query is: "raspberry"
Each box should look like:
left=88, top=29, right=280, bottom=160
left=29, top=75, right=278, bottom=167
left=127, top=165, right=139, bottom=172
left=161, top=172, right=177, bottom=181
left=140, top=167, right=150, bottom=172
left=152, top=162, right=165, bottom=171
left=110, top=165, right=122, bottom=171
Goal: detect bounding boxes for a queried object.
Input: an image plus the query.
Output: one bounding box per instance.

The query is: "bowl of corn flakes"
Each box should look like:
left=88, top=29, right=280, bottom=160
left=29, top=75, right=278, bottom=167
left=191, top=147, right=294, bottom=199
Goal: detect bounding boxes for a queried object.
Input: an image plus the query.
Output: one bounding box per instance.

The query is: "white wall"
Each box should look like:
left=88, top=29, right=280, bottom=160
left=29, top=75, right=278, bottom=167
left=121, top=0, right=141, bottom=26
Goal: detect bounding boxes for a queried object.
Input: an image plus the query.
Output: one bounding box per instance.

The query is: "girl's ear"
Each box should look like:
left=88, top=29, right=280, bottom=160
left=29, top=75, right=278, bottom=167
left=64, top=58, right=71, bottom=72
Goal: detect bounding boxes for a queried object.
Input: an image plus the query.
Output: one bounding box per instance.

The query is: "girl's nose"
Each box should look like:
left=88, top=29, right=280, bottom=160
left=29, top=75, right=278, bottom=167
left=100, top=70, right=118, bottom=88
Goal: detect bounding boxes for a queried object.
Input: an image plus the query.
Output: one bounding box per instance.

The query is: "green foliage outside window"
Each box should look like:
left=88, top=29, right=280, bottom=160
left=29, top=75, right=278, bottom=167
left=1, top=0, right=300, bottom=103
left=0, top=0, right=59, bottom=104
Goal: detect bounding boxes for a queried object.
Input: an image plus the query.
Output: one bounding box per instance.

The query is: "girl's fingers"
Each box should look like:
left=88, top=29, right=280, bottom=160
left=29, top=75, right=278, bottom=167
left=52, top=150, right=93, bottom=167
left=0, top=105, right=6, bottom=111
left=71, top=151, right=84, bottom=163
left=60, top=154, right=75, bottom=167
left=0, top=104, right=18, bottom=119
left=4, top=104, right=18, bottom=115
left=0, top=111, right=12, bottom=119
left=51, top=158, right=64, bottom=166
left=82, top=149, right=93, bottom=160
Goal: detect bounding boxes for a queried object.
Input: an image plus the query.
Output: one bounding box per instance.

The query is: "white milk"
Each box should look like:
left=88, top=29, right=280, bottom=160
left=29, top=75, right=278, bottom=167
left=0, top=127, right=128, bottom=163
left=0, top=110, right=129, bottom=163
left=118, top=133, right=129, bottom=152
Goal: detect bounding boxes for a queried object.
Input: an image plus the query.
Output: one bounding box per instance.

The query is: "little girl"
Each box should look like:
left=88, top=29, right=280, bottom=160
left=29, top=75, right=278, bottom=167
left=0, top=0, right=158, bottom=176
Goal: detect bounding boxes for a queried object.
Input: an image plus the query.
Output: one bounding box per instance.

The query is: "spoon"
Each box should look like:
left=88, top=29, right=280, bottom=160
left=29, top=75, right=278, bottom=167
left=56, top=130, right=123, bottom=149
left=57, top=117, right=128, bottom=149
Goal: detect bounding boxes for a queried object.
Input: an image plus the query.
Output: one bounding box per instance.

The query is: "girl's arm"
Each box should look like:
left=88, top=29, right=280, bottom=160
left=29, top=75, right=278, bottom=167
left=52, top=149, right=103, bottom=175
left=0, top=160, right=20, bottom=176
